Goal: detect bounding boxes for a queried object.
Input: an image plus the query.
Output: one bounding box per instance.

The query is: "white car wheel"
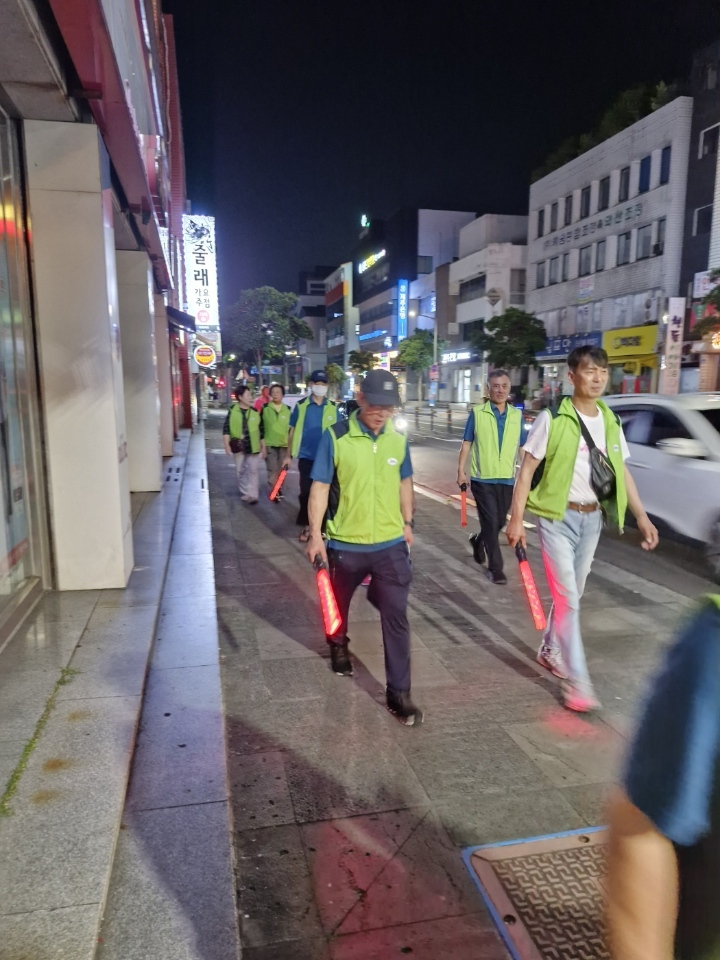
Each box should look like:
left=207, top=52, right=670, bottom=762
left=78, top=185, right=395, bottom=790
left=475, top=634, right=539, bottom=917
left=706, top=515, right=720, bottom=582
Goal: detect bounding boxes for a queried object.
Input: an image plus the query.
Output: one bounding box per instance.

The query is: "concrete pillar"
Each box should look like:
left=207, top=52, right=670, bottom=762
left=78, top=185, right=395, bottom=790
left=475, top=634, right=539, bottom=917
left=24, top=120, right=133, bottom=589
left=154, top=296, right=174, bottom=457
left=116, top=251, right=162, bottom=491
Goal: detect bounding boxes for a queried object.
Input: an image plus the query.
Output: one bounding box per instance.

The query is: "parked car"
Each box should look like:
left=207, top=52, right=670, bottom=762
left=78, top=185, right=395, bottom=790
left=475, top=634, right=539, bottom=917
left=604, top=393, right=720, bottom=580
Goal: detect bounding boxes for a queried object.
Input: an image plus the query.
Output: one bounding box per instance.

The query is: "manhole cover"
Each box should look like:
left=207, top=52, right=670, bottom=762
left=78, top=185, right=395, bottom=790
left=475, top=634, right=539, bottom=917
left=463, top=828, right=609, bottom=960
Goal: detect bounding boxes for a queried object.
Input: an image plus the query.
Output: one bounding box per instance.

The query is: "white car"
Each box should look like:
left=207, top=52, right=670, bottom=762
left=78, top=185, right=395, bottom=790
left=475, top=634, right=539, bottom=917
left=604, top=393, right=720, bottom=580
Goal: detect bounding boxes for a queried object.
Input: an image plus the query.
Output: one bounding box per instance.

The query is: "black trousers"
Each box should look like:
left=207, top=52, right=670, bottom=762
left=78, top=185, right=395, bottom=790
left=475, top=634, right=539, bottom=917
left=327, top=542, right=412, bottom=693
left=470, top=480, right=514, bottom=575
left=296, top=458, right=314, bottom=527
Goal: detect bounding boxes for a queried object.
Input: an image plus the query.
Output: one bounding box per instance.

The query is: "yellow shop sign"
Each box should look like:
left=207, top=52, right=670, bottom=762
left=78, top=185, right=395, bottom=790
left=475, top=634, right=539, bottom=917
left=603, top=324, right=659, bottom=358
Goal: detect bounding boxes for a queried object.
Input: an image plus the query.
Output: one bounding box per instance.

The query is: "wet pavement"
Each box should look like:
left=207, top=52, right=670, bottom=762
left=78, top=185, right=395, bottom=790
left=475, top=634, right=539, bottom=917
left=206, top=410, right=713, bottom=959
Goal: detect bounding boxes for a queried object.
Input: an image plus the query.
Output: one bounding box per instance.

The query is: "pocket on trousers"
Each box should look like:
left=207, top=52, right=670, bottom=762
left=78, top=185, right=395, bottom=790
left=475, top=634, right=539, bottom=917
left=387, top=544, right=412, bottom=587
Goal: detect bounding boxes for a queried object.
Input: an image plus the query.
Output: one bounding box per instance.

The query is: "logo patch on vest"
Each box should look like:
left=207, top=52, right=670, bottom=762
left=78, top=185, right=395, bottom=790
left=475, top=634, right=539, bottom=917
left=387, top=457, right=398, bottom=466
left=613, top=444, right=619, bottom=452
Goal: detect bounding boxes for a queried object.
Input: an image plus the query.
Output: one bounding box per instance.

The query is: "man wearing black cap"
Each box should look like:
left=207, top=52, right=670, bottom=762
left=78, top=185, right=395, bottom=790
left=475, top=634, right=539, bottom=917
left=285, top=370, right=338, bottom=542
left=305, top=369, right=422, bottom=727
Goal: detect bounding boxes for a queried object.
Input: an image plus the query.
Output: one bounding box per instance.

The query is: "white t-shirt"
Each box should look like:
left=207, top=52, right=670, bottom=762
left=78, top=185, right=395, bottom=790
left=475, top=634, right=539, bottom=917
left=523, top=406, right=630, bottom=504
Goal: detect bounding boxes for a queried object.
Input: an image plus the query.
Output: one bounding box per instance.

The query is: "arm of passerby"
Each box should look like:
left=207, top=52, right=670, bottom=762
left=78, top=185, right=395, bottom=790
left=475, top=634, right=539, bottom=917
left=606, top=788, right=678, bottom=960
left=283, top=428, right=294, bottom=467
left=505, top=451, right=540, bottom=549
left=306, top=482, right=329, bottom=565
left=457, top=440, right=472, bottom=488
left=400, top=477, right=414, bottom=547
left=623, top=466, right=658, bottom=550
left=222, top=412, right=232, bottom=455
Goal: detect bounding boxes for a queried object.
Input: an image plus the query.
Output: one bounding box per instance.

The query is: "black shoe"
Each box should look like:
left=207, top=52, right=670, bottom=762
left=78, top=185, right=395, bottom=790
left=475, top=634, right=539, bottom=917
left=386, top=688, right=424, bottom=727
left=469, top=533, right=485, bottom=565
left=486, top=569, right=507, bottom=585
left=330, top=642, right=353, bottom=676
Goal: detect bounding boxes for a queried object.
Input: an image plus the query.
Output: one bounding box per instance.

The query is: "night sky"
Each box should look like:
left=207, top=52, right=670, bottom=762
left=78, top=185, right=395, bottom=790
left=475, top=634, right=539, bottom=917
left=163, top=0, right=720, bottom=308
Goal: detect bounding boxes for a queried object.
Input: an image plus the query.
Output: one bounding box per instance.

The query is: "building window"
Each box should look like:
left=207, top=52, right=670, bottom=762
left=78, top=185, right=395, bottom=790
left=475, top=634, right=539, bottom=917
left=580, top=186, right=591, bottom=220
left=548, top=257, right=559, bottom=285
left=636, top=224, right=652, bottom=260
left=579, top=245, right=592, bottom=276
left=708, top=63, right=718, bottom=90
left=458, top=274, right=486, bottom=303
left=598, top=177, right=610, bottom=212
left=510, top=269, right=526, bottom=304
left=701, top=124, right=720, bottom=158
left=655, top=218, right=666, bottom=255
left=536, top=261, right=546, bottom=288
left=564, top=195, right=573, bottom=226
left=550, top=202, right=558, bottom=233
left=617, top=231, right=632, bottom=265
left=660, top=145, right=671, bottom=185
left=638, top=155, right=651, bottom=194
left=417, top=255, right=433, bottom=274
left=694, top=205, right=714, bottom=235
left=596, top=239, right=606, bottom=272
left=619, top=166, right=630, bottom=202
left=561, top=252, right=569, bottom=282
left=537, top=208, right=545, bottom=238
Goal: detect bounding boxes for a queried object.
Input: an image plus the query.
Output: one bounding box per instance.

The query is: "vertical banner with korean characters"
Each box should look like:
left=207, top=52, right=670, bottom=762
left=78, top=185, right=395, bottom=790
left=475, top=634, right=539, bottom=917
left=182, top=214, right=222, bottom=356
left=659, top=297, right=685, bottom=395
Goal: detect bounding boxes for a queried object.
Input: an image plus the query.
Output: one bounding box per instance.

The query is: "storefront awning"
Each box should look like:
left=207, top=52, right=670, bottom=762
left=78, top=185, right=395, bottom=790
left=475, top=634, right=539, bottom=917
left=166, top=306, right=196, bottom=333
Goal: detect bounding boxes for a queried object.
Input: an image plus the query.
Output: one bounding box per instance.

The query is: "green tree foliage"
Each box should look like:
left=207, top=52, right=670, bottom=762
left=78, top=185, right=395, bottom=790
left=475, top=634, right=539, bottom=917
left=469, top=308, right=547, bottom=370
left=324, top=363, right=346, bottom=399
left=347, top=349, right=377, bottom=376
left=532, top=82, right=680, bottom=182
left=396, top=330, right=435, bottom=402
left=222, top=286, right=311, bottom=385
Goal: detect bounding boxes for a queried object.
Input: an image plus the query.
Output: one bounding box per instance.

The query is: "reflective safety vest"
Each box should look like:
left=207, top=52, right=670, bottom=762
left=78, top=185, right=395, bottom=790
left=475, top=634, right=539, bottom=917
left=228, top=404, right=261, bottom=454
left=262, top=403, right=291, bottom=447
left=291, top=397, right=337, bottom=458
left=470, top=402, right=522, bottom=481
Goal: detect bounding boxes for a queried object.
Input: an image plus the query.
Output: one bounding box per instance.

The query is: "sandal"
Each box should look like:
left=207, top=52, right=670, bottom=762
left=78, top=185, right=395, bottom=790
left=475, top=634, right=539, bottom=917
left=298, top=528, right=311, bottom=543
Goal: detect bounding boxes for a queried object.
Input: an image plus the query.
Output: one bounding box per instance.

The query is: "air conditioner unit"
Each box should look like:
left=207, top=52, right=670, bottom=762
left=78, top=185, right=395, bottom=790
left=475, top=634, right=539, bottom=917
left=448, top=323, right=459, bottom=335
left=653, top=242, right=664, bottom=256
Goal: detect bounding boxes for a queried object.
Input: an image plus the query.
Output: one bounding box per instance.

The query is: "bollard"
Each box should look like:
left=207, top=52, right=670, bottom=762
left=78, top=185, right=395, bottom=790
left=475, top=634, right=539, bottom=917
left=415, top=406, right=420, bottom=425
left=430, top=408, right=435, bottom=430
left=447, top=407, right=452, bottom=435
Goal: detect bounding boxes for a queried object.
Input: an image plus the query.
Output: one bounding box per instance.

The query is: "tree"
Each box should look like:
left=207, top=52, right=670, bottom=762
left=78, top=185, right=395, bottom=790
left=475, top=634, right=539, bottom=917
left=469, top=308, right=547, bottom=371
left=347, top=349, right=377, bottom=376
left=325, top=363, right=346, bottom=399
left=222, top=286, right=312, bottom=386
left=396, top=330, right=435, bottom=402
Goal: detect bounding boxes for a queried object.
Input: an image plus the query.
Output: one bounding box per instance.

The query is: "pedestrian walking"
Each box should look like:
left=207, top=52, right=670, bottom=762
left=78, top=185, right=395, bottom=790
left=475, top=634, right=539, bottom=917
left=284, top=370, right=337, bottom=542
left=253, top=385, right=270, bottom=412
left=505, top=345, right=658, bottom=712
left=305, top=369, right=422, bottom=726
left=262, top=382, right=291, bottom=501
left=223, top=385, right=266, bottom=503
left=606, top=594, right=720, bottom=960
left=457, top=369, right=521, bottom=585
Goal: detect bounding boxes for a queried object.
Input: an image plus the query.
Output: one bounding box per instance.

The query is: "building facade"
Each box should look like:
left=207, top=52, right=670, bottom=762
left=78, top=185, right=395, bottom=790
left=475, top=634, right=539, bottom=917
left=0, top=0, right=192, bottom=642
left=527, top=97, right=693, bottom=396
left=294, top=267, right=334, bottom=382
left=324, top=263, right=359, bottom=396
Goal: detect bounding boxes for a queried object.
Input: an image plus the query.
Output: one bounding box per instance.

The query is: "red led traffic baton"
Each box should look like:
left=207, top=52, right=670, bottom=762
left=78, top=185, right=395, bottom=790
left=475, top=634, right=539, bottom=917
left=314, top=555, right=342, bottom=637
left=269, top=464, right=289, bottom=501
left=515, top=543, right=547, bottom=632
left=460, top=483, right=468, bottom=528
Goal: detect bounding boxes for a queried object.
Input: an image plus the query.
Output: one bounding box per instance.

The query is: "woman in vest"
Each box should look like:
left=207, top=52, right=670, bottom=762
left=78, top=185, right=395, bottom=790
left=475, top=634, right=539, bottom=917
left=261, top=383, right=291, bottom=500
left=222, top=385, right=265, bottom=503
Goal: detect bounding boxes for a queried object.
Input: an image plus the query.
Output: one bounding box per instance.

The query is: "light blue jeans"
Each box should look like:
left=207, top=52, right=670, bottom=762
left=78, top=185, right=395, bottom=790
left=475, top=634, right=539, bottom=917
left=536, top=508, right=603, bottom=688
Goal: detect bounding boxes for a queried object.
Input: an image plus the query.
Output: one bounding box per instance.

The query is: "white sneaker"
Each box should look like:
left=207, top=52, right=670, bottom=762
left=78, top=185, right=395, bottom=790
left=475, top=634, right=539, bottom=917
left=537, top=643, right=568, bottom=680
left=561, top=680, right=601, bottom=713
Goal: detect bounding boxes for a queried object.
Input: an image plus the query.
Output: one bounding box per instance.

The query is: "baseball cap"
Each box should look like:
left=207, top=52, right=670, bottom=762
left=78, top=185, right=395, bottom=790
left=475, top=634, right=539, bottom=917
left=309, top=369, right=329, bottom=383
left=360, top=369, right=401, bottom=406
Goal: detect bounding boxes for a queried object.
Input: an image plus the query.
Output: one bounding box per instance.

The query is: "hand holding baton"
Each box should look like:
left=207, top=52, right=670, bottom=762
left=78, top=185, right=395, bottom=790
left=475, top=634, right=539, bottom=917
left=460, top=483, right=467, bottom=528
left=313, top=554, right=342, bottom=636
left=269, top=464, right=289, bottom=501
left=515, top=543, right=547, bottom=632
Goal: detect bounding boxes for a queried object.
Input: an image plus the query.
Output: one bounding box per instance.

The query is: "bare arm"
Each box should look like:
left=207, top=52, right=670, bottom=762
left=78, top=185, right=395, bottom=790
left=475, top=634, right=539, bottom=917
left=457, top=440, right=472, bottom=487
left=306, top=481, right=330, bottom=564
left=284, top=428, right=295, bottom=466
left=505, top=450, right=542, bottom=549
left=606, top=787, right=678, bottom=960
left=400, top=477, right=414, bottom=546
left=623, top=465, right=659, bottom=550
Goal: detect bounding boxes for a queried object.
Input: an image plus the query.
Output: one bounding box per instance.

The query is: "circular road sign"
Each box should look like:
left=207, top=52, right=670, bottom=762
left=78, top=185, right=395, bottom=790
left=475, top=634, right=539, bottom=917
left=194, top=344, right=217, bottom=367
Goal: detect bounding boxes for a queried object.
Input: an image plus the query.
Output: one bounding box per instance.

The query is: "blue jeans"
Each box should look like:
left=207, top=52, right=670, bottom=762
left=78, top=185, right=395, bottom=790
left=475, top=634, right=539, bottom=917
left=536, top=508, right=603, bottom=688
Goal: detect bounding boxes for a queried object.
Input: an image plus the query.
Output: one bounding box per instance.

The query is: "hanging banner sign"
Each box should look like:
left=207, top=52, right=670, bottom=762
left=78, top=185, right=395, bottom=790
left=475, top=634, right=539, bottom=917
left=659, top=297, right=685, bottom=395
left=194, top=344, right=217, bottom=368
left=182, top=214, right=219, bottom=328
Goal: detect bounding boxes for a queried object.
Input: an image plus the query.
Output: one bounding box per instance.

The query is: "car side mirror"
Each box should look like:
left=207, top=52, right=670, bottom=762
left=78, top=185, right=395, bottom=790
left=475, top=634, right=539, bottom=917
left=656, top=437, right=708, bottom=458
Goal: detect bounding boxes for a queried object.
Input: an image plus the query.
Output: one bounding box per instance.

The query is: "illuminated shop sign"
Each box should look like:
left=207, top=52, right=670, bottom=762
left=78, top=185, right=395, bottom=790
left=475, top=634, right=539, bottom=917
left=442, top=350, right=475, bottom=363
left=359, top=329, right=388, bottom=341
left=183, top=214, right=220, bottom=331
left=358, top=249, right=387, bottom=274
left=397, top=280, right=408, bottom=340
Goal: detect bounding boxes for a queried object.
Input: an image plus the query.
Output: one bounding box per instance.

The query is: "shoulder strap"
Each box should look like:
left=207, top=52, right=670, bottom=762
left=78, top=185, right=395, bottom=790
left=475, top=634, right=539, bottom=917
left=573, top=407, right=598, bottom=451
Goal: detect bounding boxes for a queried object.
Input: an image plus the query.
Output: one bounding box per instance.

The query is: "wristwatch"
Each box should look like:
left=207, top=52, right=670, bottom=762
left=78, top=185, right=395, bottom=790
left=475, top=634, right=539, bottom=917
left=404, top=520, right=414, bottom=529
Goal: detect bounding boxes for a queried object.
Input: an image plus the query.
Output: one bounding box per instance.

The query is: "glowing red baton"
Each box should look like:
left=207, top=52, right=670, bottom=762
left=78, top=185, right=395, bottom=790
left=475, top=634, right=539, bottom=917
left=460, top=483, right=468, bottom=528
left=269, top=464, right=289, bottom=501
left=515, top=543, right=547, bottom=631
left=314, top=555, right=342, bottom=636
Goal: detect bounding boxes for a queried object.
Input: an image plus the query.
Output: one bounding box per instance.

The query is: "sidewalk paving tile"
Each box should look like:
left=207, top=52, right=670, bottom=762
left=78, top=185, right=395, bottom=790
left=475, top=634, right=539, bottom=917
left=0, top=903, right=98, bottom=960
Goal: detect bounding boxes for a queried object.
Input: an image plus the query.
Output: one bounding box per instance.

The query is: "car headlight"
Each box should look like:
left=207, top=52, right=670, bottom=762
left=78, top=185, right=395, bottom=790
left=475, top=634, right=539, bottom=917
left=395, top=417, right=408, bottom=431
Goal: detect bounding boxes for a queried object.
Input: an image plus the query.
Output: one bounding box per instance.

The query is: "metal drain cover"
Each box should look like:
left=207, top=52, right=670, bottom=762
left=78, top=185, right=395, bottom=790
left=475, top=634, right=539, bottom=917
left=464, top=828, right=609, bottom=960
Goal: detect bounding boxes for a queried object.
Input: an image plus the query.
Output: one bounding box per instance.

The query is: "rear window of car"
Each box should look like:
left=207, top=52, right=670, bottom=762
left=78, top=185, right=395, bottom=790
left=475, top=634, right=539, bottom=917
left=699, top=409, right=720, bottom=436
